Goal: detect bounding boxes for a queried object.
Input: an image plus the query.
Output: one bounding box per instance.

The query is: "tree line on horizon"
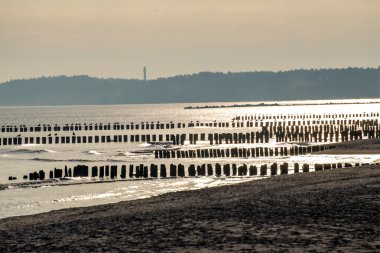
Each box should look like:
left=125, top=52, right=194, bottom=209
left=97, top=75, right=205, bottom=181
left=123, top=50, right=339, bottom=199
left=0, top=67, right=378, bottom=106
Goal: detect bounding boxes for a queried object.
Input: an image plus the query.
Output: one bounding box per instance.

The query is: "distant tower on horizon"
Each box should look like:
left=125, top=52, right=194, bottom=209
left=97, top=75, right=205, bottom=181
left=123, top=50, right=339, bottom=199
left=143, top=66, right=147, bottom=81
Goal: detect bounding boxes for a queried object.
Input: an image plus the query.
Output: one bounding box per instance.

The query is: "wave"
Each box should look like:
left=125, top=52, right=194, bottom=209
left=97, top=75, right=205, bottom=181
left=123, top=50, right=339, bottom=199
left=84, top=150, right=102, bottom=155
left=31, top=158, right=98, bottom=162
left=32, top=158, right=60, bottom=162
left=130, top=150, right=154, bottom=154
left=114, top=152, right=127, bottom=157
left=106, top=159, right=128, bottom=162
left=68, top=159, right=99, bottom=162
left=9, top=149, right=56, bottom=154
left=139, top=142, right=152, bottom=147
left=21, top=144, right=38, bottom=147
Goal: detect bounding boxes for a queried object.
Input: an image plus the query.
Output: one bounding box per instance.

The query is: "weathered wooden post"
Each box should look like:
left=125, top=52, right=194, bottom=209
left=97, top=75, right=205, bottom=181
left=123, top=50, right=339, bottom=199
left=294, top=163, right=299, bottom=173
left=105, top=165, right=110, bottom=177
left=207, top=164, right=213, bottom=176
left=143, top=166, right=148, bottom=178
left=170, top=164, right=177, bottom=177
left=178, top=164, right=185, bottom=177
left=270, top=163, right=278, bottom=176
left=238, top=164, right=247, bottom=176
left=99, top=166, right=105, bottom=178
left=249, top=165, right=257, bottom=176
left=111, top=165, right=117, bottom=179
left=223, top=164, right=231, bottom=176
left=117, top=165, right=126, bottom=179
left=197, top=164, right=206, bottom=176
left=232, top=164, right=237, bottom=176
left=215, top=163, right=221, bottom=176
left=92, top=166, right=98, bottom=177
left=280, top=163, right=288, bottom=175
left=323, top=164, right=331, bottom=170
left=260, top=164, right=267, bottom=176
left=39, top=170, right=45, bottom=180
left=160, top=164, right=166, bottom=178
left=314, top=163, right=323, bottom=171
left=188, top=164, right=196, bottom=177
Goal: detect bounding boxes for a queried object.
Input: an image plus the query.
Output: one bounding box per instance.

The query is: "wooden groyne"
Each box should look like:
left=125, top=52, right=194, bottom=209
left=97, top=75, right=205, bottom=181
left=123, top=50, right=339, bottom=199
left=1, top=111, right=378, bottom=134
left=1, top=111, right=378, bottom=147
left=1, top=125, right=379, bottom=146
left=10, top=162, right=378, bottom=182
left=154, top=145, right=335, bottom=159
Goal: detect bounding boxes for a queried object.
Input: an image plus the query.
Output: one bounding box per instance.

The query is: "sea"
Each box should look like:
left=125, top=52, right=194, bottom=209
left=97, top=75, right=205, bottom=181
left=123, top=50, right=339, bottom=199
left=1, top=99, right=380, bottom=219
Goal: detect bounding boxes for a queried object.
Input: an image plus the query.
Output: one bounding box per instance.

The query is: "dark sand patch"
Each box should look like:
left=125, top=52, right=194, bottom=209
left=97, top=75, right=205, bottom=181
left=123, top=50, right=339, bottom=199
left=0, top=166, right=379, bottom=252
left=315, top=138, right=380, bottom=155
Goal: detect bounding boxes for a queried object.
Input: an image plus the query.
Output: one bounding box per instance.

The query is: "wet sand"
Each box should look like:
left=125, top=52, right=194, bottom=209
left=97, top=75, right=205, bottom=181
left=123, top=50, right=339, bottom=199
left=316, top=138, right=380, bottom=155
left=0, top=165, right=379, bottom=252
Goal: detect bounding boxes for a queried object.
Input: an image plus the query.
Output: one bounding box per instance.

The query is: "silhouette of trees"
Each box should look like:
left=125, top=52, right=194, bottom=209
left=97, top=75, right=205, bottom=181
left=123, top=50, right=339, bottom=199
left=0, top=68, right=378, bottom=106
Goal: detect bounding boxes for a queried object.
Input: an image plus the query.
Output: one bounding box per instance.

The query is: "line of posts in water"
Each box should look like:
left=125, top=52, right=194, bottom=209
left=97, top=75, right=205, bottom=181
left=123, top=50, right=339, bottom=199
left=155, top=145, right=335, bottom=159
left=1, top=125, right=379, bottom=147
left=1, top=112, right=378, bottom=134
left=234, top=112, right=379, bottom=121
left=15, top=161, right=378, bottom=181
left=0, top=131, right=269, bottom=146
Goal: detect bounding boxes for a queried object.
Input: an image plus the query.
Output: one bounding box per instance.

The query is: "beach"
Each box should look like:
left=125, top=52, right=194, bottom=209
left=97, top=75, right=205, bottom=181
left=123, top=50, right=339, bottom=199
left=0, top=165, right=379, bottom=252
left=0, top=102, right=379, bottom=252
left=1, top=0, right=378, bottom=251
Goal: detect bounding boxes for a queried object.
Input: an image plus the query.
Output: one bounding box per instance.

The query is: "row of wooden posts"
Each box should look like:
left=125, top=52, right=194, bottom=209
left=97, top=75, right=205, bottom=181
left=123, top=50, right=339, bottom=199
left=1, top=121, right=377, bottom=147
left=154, top=145, right=335, bottom=159
left=272, top=124, right=378, bottom=133
left=1, top=114, right=378, bottom=134
left=1, top=122, right=188, bottom=133
left=0, top=131, right=271, bottom=146
left=1, top=126, right=379, bottom=146
left=234, top=112, right=379, bottom=121
left=232, top=119, right=378, bottom=128
left=274, top=129, right=379, bottom=142
left=17, top=161, right=377, bottom=181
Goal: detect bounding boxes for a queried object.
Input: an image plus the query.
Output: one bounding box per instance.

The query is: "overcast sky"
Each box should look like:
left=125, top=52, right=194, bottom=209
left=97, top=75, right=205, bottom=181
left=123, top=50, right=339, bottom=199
left=0, top=0, right=379, bottom=82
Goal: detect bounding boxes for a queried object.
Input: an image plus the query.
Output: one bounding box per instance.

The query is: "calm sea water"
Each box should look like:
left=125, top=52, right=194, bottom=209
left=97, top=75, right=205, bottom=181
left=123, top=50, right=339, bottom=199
left=1, top=99, right=380, bottom=219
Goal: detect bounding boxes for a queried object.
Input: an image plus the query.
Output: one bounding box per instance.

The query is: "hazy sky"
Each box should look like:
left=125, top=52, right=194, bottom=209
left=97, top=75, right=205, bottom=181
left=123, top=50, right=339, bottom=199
left=0, top=0, right=379, bottom=82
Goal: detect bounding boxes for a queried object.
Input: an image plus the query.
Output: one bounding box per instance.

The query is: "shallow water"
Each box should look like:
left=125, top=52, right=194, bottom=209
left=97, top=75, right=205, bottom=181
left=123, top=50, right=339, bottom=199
left=0, top=99, right=379, bottom=218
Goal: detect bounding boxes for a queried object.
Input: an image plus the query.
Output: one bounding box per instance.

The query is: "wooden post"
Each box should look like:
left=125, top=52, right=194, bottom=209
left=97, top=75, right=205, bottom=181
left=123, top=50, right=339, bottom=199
left=260, top=164, right=267, bottom=176
left=249, top=165, right=257, bottom=176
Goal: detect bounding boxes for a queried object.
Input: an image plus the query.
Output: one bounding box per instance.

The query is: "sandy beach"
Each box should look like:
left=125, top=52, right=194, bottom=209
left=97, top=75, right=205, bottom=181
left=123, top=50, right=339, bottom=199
left=1, top=0, right=378, bottom=252
left=316, top=138, right=380, bottom=155
left=0, top=164, right=379, bottom=252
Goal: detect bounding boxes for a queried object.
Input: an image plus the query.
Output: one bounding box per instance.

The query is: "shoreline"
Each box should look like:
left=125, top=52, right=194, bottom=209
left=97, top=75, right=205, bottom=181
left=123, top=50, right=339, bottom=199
left=2, top=138, right=379, bottom=190
left=0, top=165, right=379, bottom=252
left=184, top=101, right=380, bottom=109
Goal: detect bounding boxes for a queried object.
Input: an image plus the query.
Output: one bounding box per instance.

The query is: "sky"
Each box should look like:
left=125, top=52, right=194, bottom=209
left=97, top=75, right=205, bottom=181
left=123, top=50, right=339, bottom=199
left=0, top=0, right=379, bottom=82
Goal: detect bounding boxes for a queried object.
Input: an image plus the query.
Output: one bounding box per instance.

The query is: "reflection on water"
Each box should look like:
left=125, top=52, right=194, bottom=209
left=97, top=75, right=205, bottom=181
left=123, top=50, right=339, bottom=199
left=0, top=177, right=256, bottom=219
left=0, top=99, right=379, bottom=218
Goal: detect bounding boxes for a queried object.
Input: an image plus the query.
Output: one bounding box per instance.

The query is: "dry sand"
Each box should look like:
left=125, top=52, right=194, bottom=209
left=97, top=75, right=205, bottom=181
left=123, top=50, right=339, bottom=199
left=0, top=165, right=379, bottom=252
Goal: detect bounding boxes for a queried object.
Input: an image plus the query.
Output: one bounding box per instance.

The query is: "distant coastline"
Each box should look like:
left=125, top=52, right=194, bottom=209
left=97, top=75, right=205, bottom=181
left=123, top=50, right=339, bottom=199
left=0, top=68, right=378, bottom=106
left=184, top=101, right=380, bottom=110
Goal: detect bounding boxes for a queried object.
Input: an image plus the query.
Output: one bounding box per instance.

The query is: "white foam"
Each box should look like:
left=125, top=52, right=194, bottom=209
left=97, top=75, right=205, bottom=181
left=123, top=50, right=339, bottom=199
left=21, top=144, right=38, bottom=147
left=53, top=192, right=123, bottom=202
left=87, top=150, right=102, bottom=155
